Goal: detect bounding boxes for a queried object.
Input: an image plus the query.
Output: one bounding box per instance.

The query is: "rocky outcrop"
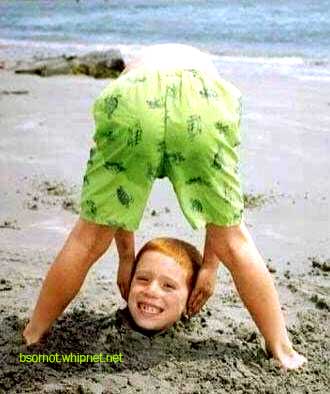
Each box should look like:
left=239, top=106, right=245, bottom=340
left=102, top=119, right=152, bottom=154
left=14, top=49, right=125, bottom=78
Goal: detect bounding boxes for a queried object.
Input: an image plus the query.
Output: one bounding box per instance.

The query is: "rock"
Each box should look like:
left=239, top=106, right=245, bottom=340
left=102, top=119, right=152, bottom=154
left=62, top=198, right=79, bottom=214
left=0, top=279, right=12, bottom=292
left=15, top=57, right=72, bottom=77
left=310, top=257, right=330, bottom=272
left=287, top=282, right=298, bottom=293
left=27, top=202, right=38, bottom=210
left=310, top=294, right=330, bottom=311
left=71, top=50, right=125, bottom=78
left=0, top=220, right=19, bottom=229
left=266, top=264, right=276, bottom=273
left=0, top=90, right=29, bottom=95
left=15, top=49, right=125, bottom=79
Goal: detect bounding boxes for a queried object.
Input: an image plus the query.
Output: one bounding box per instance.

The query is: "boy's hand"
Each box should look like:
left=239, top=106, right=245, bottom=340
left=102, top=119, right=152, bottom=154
left=117, top=258, right=134, bottom=302
left=187, top=266, right=217, bottom=316
left=115, top=229, right=135, bottom=302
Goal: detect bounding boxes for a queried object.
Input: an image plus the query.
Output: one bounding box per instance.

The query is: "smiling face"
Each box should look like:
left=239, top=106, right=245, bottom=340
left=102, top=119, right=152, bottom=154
left=128, top=250, right=190, bottom=331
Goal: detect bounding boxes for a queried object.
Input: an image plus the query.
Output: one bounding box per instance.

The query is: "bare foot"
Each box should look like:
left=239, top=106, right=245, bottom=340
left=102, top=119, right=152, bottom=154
left=276, top=350, right=307, bottom=370
left=266, top=343, right=307, bottom=370
left=22, top=322, right=48, bottom=346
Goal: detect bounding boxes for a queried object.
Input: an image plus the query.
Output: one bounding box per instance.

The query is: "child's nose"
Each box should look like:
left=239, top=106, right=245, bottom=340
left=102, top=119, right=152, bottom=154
left=145, top=280, right=161, bottom=297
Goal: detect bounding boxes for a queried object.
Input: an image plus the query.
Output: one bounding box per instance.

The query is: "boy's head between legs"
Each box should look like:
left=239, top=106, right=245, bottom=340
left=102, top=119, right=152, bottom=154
left=128, top=238, right=202, bottom=332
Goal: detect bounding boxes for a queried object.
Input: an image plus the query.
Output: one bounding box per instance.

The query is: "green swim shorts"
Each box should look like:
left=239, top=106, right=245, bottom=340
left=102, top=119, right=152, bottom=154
left=80, top=67, right=244, bottom=231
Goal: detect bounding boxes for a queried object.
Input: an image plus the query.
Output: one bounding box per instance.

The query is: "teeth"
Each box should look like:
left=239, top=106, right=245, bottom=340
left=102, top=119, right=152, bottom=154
left=139, top=303, right=162, bottom=314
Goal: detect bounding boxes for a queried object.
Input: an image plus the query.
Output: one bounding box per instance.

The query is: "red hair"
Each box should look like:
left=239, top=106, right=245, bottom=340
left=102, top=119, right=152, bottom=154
left=133, top=237, right=202, bottom=291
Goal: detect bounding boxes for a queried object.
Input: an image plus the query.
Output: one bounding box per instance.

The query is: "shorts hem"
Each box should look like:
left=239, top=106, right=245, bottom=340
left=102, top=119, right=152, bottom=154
left=189, top=213, right=244, bottom=230
left=79, top=212, right=138, bottom=232
left=205, top=214, right=244, bottom=229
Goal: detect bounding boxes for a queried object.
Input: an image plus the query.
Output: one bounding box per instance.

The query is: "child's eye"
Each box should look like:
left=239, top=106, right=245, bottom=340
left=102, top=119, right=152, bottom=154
left=136, top=276, right=148, bottom=282
left=164, top=283, right=175, bottom=290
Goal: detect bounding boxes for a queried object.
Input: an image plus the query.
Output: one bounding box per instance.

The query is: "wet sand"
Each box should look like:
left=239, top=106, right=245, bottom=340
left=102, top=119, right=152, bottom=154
left=0, top=60, right=329, bottom=393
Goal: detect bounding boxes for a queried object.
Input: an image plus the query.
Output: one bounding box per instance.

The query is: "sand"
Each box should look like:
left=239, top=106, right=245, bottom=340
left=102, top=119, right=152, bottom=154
left=0, top=58, right=329, bottom=393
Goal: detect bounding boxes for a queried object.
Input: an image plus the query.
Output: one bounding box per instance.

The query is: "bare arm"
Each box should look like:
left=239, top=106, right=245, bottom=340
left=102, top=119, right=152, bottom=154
left=187, top=231, right=220, bottom=316
left=115, top=229, right=135, bottom=301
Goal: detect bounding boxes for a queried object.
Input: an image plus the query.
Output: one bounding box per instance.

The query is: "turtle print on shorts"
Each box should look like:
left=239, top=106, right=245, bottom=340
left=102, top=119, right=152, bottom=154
left=146, top=98, right=163, bottom=109
left=215, top=121, right=230, bottom=134
left=80, top=66, right=244, bottom=230
left=186, top=177, right=211, bottom=187
left=212, top=151, right=223, bottom=171
left=83, top=174, right=89, bottom=186
left=199, top=86, right=218, bottom=99
left=86, top=200, right=97, bottom=217
left=187, top=115, right=202, bottom=139
left=167, top=84, right=178, bottom=98
left=98, top=127, right=118, bottom=142
left=117, top=186, right=134, bottom=208
left=104, top=95, right=120, bottom=118
left=191, top=199, right=203, bottom=213
left=103, top=161, right=126, bottom=173
left=87, top=147, right=96, bottom=167
left=165, top=151, right=185, bottom=166
left=127, top=123, right=143, bottom=147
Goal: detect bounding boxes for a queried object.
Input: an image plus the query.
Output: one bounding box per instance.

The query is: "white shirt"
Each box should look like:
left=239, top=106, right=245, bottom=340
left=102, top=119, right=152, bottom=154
left=123, top=43, right=219, bottom=78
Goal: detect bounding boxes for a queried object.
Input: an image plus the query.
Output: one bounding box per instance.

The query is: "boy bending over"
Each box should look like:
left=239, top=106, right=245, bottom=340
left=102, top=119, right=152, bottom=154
left=24, top=44, right=306, bottom=370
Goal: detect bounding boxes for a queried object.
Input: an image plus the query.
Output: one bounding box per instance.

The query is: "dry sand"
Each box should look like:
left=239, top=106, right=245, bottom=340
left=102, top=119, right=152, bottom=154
left=0, top=61, right=329, bottom=393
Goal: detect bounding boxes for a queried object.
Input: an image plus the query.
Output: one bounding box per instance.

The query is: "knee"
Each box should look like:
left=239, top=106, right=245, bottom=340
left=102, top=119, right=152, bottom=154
left=72, top=218, right=115, bottom=259
left=207, top=223, right=251, bottom=266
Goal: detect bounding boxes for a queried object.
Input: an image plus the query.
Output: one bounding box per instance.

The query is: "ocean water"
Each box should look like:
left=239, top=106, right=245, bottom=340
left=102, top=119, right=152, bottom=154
left=1, top=0, right=330, bottom=77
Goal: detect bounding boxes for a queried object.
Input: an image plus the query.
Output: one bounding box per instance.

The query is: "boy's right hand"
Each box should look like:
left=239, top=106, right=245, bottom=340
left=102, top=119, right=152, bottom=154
left=117, top=258, right=134, bottom=301
left=115, top=229, right=135, bottom=301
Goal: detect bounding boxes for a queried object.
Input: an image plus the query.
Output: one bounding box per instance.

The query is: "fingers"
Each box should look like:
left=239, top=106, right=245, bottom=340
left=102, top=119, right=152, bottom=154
left=119, top=283, right=130, bottom=302
left=122, top=285, right=128, bottom=302
left=117, top=258, right=134, bottom=302
left=188, top=288, right=206, bottom=316
left=187, top=292, right=202, bottom=316
left=124, top=285, right=129, bottom=301
left=187, top=268, right=216, bottom=316
left=187, top=287, right=211, bottom=316
left=187, top=289, right=198, bottom=316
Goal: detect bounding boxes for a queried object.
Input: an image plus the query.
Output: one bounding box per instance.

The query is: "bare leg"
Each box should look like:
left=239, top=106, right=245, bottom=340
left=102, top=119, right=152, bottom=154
left=206, top=222, right=307, bottom=370
left=23, top=217, right=115, bottom=345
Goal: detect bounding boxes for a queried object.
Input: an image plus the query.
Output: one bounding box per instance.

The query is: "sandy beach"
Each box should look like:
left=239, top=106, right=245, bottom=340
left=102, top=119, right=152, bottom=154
left=0, top=57, right=329, bottom=393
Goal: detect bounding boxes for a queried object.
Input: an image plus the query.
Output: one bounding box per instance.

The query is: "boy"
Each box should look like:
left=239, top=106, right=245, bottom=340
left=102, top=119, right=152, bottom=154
left=23, top=44, right=306, bottom=369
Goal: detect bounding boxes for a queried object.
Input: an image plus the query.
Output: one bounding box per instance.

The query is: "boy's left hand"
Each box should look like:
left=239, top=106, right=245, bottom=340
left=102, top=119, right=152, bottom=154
left=187, top=266, right=217, bottom=316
